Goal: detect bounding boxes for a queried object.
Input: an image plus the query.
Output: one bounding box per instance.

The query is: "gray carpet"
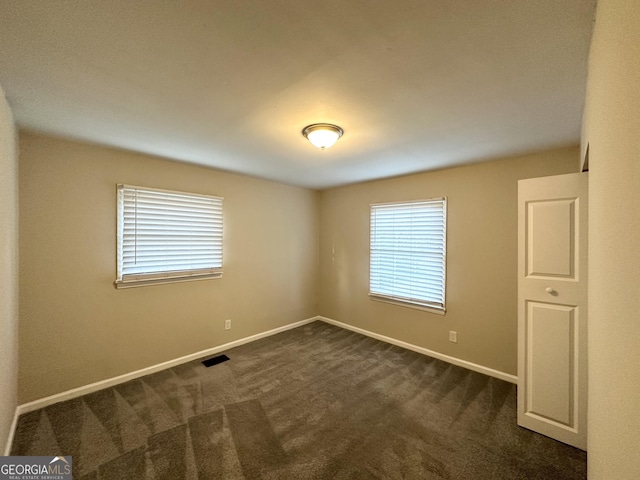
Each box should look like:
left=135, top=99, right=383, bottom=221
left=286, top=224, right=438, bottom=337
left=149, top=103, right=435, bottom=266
left=11, top=321, right=587, bottom=479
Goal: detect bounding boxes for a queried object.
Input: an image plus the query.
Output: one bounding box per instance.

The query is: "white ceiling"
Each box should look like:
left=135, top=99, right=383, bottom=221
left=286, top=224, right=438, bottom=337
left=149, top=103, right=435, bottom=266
left=0, top=1, right=595, bottom=189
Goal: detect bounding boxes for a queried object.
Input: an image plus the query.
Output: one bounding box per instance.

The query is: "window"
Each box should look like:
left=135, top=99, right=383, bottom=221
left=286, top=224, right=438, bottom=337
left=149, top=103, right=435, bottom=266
left=369, top=198, right=447, bottom=313
left=116, top=185, right=223, bottom=288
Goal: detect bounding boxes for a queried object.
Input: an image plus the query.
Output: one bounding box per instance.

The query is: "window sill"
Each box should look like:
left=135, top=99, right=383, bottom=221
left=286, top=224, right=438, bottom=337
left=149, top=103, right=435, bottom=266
left=115, top=272, right=222, bottom=289
left=369, top=294, right=446, bottom=315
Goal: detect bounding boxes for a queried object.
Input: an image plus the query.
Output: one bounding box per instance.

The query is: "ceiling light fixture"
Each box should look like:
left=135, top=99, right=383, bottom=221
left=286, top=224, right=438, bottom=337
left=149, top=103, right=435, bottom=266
left=302, top=123, right=344, bottom=150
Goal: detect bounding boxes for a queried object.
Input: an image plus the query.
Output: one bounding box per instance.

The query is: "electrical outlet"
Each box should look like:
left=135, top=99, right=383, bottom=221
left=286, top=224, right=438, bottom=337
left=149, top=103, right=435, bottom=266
left=225, top=319, right=231, bottom=330
left=449, top=331, right=458, bottom=343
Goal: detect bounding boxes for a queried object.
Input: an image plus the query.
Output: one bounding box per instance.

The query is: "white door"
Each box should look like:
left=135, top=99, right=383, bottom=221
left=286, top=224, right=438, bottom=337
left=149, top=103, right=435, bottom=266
left=517, top=172, right=588, bottom=450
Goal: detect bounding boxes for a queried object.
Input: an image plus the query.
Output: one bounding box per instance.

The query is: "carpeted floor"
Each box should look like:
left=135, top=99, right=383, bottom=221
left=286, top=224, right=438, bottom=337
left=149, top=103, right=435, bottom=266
left=11, top=321, right=587, bottom=479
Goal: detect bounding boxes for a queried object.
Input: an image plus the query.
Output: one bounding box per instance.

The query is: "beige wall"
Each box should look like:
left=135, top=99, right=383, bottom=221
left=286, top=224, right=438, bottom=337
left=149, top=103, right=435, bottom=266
left=18, top=132, right=319, bottom=403
left=319, top=148, right=577, bottom=375
left=0, top=85, right=18, bottom=451
left=583, top=0, right=640, bottom=476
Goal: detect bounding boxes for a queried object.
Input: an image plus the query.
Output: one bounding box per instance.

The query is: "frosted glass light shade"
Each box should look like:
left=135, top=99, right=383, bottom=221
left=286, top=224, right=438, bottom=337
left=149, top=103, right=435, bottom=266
left=302, top=123, right=343, bottom=149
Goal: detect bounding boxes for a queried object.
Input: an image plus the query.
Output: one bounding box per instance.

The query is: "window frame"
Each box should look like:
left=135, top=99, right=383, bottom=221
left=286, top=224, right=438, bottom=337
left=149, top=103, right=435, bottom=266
left=369, top=197, right=447, bottom=314
left=115, top=184, right=223, bottom=289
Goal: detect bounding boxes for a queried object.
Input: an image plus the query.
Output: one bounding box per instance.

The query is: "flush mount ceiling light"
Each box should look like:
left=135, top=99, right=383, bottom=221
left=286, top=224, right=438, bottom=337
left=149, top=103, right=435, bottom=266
left=302, top=123, right=344, bottom=149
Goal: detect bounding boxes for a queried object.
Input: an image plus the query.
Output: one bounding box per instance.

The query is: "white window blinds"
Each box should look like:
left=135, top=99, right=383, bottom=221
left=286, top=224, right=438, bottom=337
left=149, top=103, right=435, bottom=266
left=116, top=185, right=223, bottom=288
left=370, top=198, right=447, bottom=311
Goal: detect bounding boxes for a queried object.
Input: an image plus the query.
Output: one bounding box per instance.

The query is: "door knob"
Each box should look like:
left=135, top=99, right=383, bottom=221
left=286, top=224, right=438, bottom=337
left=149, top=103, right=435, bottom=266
left=545, top=287, right=556, bottom=294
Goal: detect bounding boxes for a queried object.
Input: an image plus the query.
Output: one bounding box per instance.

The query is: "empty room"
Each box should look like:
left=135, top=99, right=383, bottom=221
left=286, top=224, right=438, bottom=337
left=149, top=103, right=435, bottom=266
left=0, top=1, right=639, bottom=479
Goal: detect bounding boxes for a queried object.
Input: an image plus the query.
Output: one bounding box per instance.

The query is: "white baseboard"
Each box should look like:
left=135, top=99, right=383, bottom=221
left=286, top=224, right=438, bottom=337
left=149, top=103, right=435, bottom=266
left=316, top=316, right=518, bottom=384
left=14, top=316, right=318, bottom=417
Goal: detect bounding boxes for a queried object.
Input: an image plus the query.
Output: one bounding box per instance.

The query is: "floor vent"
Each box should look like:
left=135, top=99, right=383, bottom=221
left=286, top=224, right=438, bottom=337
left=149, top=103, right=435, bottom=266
left=202, top=354, right=230, bottom=367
